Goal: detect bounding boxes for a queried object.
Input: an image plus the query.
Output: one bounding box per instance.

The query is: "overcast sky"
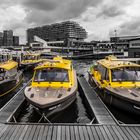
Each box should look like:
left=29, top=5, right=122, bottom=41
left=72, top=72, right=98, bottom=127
left=0, top=0, right=140, bottom=44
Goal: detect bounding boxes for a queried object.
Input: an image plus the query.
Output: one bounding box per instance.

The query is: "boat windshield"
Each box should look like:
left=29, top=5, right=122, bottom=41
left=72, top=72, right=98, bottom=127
left=24, top=55, right=37, bottom=60
left=112, top=67, right=140, bottom=82
left=0, top=54, right=11, bottom=62
left=34, top=68, right=69, bottom=82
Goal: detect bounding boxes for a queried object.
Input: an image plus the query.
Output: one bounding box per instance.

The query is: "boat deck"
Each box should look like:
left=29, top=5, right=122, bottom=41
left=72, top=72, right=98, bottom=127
left=0, top=76, right=140, bottom=139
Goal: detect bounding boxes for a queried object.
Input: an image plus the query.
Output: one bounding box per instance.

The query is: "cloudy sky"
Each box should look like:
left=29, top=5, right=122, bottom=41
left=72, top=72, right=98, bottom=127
left=0, top=0, right=140, bottom=44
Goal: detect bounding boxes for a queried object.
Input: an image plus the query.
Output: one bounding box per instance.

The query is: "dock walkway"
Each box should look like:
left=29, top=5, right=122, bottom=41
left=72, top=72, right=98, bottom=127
left=0, top=124, right=140, bottom=140
left=78, top=75, right=116, bottom=124
left=0, top=80, right=31, bottom=123
left=0, top=77, right=139, bottom=139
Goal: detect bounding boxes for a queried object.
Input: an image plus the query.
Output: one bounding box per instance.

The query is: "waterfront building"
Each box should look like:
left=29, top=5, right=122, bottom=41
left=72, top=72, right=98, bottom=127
left=0, top=30, right=19, bottom=47
left=3, top=30, right=13, bottom=46
left=13, top=36, right=19, bottom=46
left=128, top=38, right=140, bottom=58
left=27, top=21, right=87, bottom=47
left=110, top=35, right=140, bottom=43
left=0, top=32, right=3, bottom=46
left=110, top=35, right=140, bottom=57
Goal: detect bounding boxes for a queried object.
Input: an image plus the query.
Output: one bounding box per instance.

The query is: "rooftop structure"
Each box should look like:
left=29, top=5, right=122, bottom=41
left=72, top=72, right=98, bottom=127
left=110, top=35, right=140, bottom=43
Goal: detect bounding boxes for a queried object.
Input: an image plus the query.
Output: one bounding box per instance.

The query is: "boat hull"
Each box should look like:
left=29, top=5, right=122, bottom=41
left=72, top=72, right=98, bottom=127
left=25, top=81, right=77, bottom=117
left=28, top=91, right=77, bottom=117
left=0, top=70, right=23, bottom=98
left=88, top=73, right=140, bottom=115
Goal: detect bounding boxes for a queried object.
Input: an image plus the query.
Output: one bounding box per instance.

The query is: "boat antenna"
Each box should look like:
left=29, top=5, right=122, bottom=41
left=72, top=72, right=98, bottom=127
left=114, top=29, right=117, bottom=54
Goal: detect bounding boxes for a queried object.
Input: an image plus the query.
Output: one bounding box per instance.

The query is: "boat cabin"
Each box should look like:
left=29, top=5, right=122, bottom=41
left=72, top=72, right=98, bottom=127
left=22, top=53, right=40, bottom=61
left=31, top=57, right=74, bottom=88
left=0, top=54, right=12, bottom=62
left=91, top=57, right=140, bottom=88
left=0, top=60, right=18, bottom=81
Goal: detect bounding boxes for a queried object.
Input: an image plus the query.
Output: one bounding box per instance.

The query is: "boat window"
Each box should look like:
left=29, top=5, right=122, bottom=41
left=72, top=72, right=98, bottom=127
left=0, top=54, right=10, bottom=62
left=112, top=67, right=140, bottom=82
left=24, top=55, right=37, bottom=60
left=0, top=69, right=5, bottom=80
left=98, top=64, right=106, bottom=80
left=34, top=68, right=69, bottom=82
left=5, top=67, right=17, bottom=77
left=105, top=69, right=109, bottom=81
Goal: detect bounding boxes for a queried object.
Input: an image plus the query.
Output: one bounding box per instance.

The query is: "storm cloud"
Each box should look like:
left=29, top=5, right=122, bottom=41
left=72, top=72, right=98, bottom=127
left=119, top=18, right=140, bottom=36
left=97, top=5, right=124, bottom=18
left=21, top=0, right=103, bottom=25
left=97, top=0, right=132, bottom=18
left=0, top=0, right=139, bottom=43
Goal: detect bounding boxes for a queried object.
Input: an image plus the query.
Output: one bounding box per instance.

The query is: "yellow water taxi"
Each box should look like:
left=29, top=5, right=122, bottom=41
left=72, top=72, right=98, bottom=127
left=89, top=55, right=140, bottom=114
left=24, top=56, right=77, bottom=116
left=0, top=60, right=23, bottom=97
left=20, top=52, right=43, bottom=70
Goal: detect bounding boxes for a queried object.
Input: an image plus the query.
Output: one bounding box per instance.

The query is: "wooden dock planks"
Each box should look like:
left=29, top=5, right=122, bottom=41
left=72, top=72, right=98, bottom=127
left=0, top=124, right=139, bottom=140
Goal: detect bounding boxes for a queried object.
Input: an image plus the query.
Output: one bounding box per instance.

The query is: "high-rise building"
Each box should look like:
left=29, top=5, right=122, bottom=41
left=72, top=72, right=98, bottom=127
left=13, top=36, right=19, bottom=46
left=3, top=30, right=13, bottom=46
left=0, top=32, right=3, bottom=46
left=27, top=21, right=87, bottom=45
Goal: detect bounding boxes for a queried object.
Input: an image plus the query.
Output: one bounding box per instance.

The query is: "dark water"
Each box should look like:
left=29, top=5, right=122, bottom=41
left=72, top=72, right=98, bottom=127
left=2, top=59, right=140, bottom=124
left=17, top=92, right=91, bottom=123
left=0, top=86, right=21, bottom=108
left=108, top=106, right=140, bottom=124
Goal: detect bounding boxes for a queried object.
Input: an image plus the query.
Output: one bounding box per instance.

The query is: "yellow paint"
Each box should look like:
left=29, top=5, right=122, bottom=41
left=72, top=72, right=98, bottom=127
left=99, top=55, right=140, bottom=69
left=0, top=60, right=18, bottom=70
left=24, top=53, right=40, bottom=57
left=21, top=59, right=43, bottom=64
left=31, top=56, right=74, bottom=88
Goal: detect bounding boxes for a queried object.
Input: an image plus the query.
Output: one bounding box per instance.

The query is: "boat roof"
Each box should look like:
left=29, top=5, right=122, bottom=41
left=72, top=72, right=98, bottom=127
left=0, top=60, right=18, bottom=70
left=24, top=53, right=40, bottom=56
left=98, top=56, right=140, bottom=69
left=35, top=56, right=72, bottom=70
